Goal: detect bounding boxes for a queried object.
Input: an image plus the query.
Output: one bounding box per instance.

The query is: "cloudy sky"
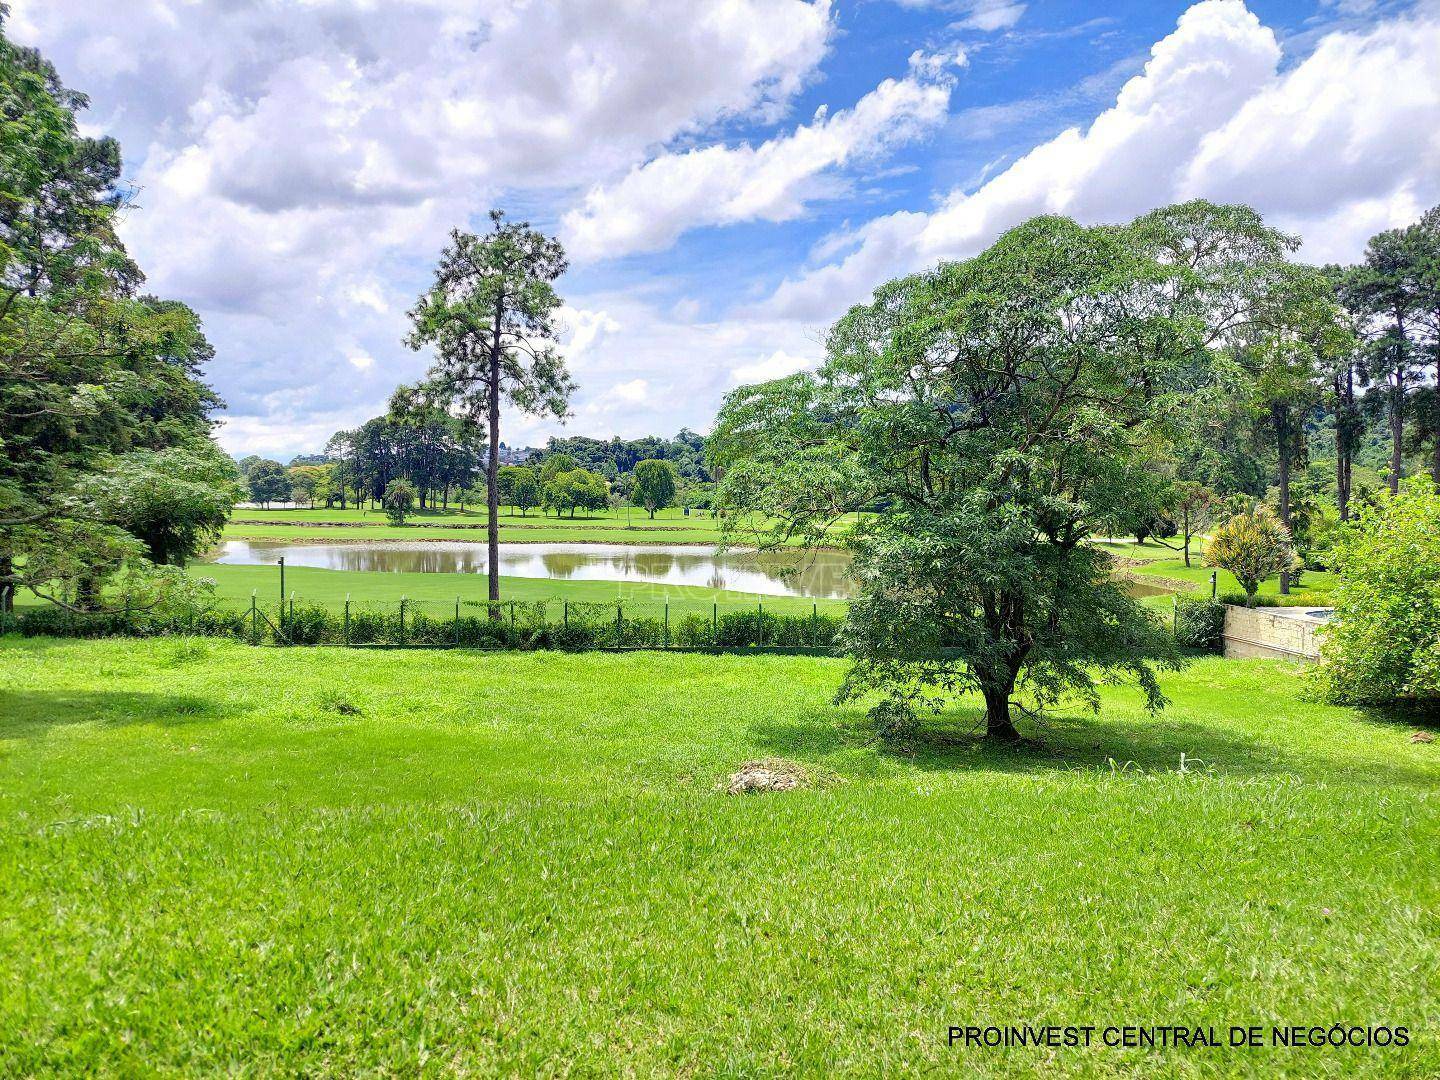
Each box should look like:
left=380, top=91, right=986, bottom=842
left=11, top=0, right=1440, bottom=459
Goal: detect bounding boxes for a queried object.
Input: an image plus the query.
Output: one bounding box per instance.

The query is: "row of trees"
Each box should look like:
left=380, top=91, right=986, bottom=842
left=531, top=430, right=711, bottom=483
left=1089, top=208, right=1440, bottom=594
left=709, top=200, right=1439, bottom=740
left=1, top=15, right=237, bottom=614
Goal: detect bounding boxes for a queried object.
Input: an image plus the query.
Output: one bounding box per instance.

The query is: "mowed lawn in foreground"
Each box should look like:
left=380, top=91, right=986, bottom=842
left=2, top=639, right=1436, bottom=1076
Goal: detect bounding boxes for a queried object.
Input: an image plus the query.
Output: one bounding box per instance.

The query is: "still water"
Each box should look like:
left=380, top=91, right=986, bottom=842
left=209, top=540, right=858, bottom=599
left=208, top=540, right=1173, bottom=602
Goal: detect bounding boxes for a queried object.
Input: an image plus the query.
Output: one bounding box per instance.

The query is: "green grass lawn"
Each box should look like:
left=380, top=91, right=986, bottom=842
left=1094, top=540, right=1336, bottom=601
left=192, top=562, right=846, bottom=618
left=1, top=638, right=1435, bottom=1075
left=225, top=505, right=857, bottom=546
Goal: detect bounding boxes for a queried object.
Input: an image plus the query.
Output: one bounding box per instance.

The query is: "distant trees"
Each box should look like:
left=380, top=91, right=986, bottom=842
left=512, top=471, right=540, bottom=516
left=543, top=468, right=609, bottom=518
left=1205, top=507, right=1296, bottom=606
left=498, top=465, right=541, bottom=515
left=533, top=430, right=711, bottom=483
left=632, top=459, right=677, bottom=518
left=406, top=211, right=575, bottom=605
left=1333, top=208, right=1440, bottom=495
left=324, top=413, right=481, bottom=511
left=539, top=453, right=578, bottom=485
left=383, top=479, right=415, bottom=525
left=246, top=461, right=290, bottom=507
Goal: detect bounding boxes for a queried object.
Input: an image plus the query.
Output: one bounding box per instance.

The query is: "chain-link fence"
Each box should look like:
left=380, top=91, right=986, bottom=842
left=4, top=594, right=845, bottom=653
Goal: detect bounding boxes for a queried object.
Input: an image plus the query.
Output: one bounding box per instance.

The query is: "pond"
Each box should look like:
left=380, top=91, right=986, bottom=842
left=208, top=540, right=858, bottom=599
left=207, top=540, right=1175, bottom=602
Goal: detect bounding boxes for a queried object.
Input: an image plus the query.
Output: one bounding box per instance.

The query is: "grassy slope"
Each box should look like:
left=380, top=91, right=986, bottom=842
left=1096, top=541, right=1337, bottom=600
left=193, top=562, right=846, bottom=617
left=1, top=638, right=1435, bottom=1076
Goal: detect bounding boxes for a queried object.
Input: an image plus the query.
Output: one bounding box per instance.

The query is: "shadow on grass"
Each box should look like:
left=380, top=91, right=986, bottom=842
left=753, top=705, right=1440, bottom=789
left=0, top=689, right=235, bottom=740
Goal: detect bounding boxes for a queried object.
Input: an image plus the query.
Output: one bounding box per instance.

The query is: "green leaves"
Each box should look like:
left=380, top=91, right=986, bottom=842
left=1318, top=477, right=1440, bottom=706
left=1, top=24, right=229, bottom=610
left=1204, top=505, right=1297, bottom=603
left=712, top=206, right=1310, bottom=738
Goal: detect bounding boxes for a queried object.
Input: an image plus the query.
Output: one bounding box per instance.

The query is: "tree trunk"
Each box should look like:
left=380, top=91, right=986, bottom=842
left=981, top=684, right=1020, bottom=742
left=1335, top=366, right=1353, bottom=521
left=486, top=298, right=504, bottom=614
left=0, top=553, right=14, bottom=615
left=1433, top=352, right=1440, bottom=487
left=1181, top=507, right=1192, bottom=568
left=1273, top=404, right=1291, bottom=595
left=1389, top=373, right=1404, bottom=495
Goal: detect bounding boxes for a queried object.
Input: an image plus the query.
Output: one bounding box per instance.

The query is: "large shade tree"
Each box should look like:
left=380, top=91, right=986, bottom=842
left=406, top=212, right=574, bottom=605
left=0, top=15, right=231, bottom=612
left=710, top=204, right=1299, bottom=741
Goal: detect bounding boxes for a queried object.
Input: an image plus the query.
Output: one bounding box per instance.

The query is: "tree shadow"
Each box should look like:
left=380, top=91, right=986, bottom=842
left=0, top=689, right=236, bottom=741
left=752, top=703, right=1440, bottom=789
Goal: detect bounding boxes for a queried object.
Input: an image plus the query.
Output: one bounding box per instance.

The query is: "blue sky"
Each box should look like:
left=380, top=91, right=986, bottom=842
left=11, top=0, right=1440, bottom=459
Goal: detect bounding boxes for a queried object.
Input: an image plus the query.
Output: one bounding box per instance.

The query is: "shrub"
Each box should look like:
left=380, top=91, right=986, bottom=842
left=1205, top=506, right=1298, bottom=606
left=1315, top=478, right=1440, bottom=708
left=382, top=479, right=415, bottom=526
left=1174, top=596, right=1225, bottom=651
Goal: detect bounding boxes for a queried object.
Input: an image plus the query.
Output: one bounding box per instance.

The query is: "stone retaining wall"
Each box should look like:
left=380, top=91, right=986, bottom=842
left=1222, top=605, right=1329, bottom=662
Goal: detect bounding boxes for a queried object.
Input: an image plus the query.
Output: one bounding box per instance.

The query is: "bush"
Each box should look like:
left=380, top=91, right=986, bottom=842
left=1174, top=596, right=1225, bottom=651
left=1205, top=506, right=1298, bottom=605
left=1315, top=478, right=1440, bottom=708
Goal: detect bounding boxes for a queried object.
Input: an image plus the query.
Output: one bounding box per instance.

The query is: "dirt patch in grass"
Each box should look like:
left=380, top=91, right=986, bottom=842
left=724, top=758, right=809, bottom=795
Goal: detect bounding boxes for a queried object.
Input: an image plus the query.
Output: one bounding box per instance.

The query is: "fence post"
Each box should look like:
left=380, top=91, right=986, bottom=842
left=509, top=601, right=516, bottom=635
left=713, top=602, right=718, bottom=645
left=250, top=590, right=258, bottom=645
left=664, top=603, right=669, bottom=648
left=757, top=601, right=764, bottom=647
left=344, top=594, right=350, bottom=646
left=812, top=602, right=818, bottom=648
left=563, top=601, right=569, bottom=629
left=289, top=591, right=295, bottom=623
left=399, top=596, right=406, bottom=645
left=455, top=596, right=461, bottom=647
left=616, top=602, right=622, bottom=644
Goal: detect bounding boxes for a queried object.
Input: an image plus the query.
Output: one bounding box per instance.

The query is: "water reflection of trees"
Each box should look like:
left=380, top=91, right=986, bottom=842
left=226, top=542, right=856, bottom=598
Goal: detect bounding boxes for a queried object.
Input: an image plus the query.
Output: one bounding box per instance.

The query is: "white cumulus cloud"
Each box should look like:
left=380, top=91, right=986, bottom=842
left=764, top=0, right=1440, bottom=323
left=562, top=50, right=961, bottom=260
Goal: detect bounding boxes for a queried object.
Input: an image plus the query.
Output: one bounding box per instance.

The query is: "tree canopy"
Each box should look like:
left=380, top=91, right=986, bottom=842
left=710, top=204, right=1308, bottom=740
left=406, top=211, right=574, bottom=604
left=1, top=16, right=232, bottom=610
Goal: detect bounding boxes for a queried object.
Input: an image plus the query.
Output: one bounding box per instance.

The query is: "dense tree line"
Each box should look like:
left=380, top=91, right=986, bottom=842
left=532, top=430, right=710, bottom=483
left=0, top=15, right=237, bottom=613
left=711, top=200, right=1440, bottom=739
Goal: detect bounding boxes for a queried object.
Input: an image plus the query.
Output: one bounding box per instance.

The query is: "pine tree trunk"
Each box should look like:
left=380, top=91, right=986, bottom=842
left=1336, top=367, right=1353, bottom=521
left=1274, top=405, right=1291, bottom=595
left=1389, top=374, right=1404, bottom=495
left=486, top=296, right=504, bottom=614
left=1433, top=353, right=1440, bottom=486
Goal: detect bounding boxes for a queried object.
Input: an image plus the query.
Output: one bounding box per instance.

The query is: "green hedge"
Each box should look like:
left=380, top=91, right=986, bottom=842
left=6, top=601, right=844, bottom=652
left=1174, top=596, right=1225, bottom=652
